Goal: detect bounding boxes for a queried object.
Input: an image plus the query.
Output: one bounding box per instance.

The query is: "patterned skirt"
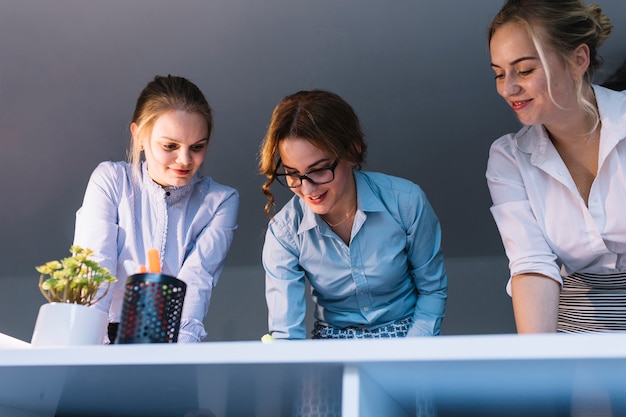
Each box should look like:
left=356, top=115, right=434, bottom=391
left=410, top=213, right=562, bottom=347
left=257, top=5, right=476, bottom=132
left=311, top=316, right=413, bottom=339
left=558, top=272, right=626, bottom=333
left=302, top=316, right=436, bottom=417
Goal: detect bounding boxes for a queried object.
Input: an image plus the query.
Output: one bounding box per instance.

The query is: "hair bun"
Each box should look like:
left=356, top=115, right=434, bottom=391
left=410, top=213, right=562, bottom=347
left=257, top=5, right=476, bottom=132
left=587, top=3, right=613, bottom=48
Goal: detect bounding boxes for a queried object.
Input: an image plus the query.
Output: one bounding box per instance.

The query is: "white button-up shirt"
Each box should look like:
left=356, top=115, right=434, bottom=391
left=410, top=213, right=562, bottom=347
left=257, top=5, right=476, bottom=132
left=486, top=85, right=626, bottom=294
left=74, top=161, right=239, bottom=342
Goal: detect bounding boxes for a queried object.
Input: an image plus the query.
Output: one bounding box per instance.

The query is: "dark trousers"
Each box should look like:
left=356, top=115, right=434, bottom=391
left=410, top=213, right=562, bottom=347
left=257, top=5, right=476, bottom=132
left=107, top=322, right=119, bottom=344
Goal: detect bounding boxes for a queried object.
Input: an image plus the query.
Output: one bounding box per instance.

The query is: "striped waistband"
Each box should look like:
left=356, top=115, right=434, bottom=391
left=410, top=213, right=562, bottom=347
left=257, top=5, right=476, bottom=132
left=558, top=271, right=626, bottom=333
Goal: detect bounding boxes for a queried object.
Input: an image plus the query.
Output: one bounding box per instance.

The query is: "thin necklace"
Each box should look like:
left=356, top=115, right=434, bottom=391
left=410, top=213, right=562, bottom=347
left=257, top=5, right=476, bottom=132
left=324, top=203, right=357, bottom=227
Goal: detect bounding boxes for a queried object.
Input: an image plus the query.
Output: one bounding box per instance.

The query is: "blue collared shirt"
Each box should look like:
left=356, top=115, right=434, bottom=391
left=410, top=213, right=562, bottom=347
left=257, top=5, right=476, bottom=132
left=73, top=161, right=239, bottom=342
left=263, top=170, right=447, bottom=339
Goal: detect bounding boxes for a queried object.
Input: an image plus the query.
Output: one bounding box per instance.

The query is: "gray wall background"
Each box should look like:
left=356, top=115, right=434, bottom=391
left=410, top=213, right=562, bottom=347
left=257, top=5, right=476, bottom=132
left=1, top=0, right=625, bottom=342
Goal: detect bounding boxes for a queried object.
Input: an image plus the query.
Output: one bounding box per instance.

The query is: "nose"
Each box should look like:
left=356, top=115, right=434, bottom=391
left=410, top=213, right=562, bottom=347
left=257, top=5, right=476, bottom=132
left=176, top=148, right=192, bottom=166
left=500, top=73, right=521, bottom=98
left=299, top=178, right=317, bottom=195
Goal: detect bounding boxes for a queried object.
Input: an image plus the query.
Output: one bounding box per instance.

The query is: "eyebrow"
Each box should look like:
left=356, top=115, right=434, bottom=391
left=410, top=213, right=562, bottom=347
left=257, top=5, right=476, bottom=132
left=159, top=137, right=209, bottom=144
left=282, top=157, right=331, bottom=171
left=490, top=56, right=538, bottom=69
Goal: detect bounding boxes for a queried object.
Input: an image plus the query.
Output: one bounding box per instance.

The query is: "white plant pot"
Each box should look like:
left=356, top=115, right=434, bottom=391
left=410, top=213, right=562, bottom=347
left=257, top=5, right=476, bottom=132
left=31, top=302, right=108, bottom=347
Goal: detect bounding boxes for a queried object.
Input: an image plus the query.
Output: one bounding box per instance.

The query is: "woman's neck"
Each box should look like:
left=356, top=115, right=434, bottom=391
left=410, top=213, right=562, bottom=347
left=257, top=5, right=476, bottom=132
left=545, top=85, right=598, bottom=146
left=321, top=173, right=358, bottom=230
left=545, top=111, right=597, bottom=147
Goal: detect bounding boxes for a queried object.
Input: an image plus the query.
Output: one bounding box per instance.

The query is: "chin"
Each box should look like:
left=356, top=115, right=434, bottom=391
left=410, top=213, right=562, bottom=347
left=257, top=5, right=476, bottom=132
left=304, top=203, right=328, bottom=215
left=516, top=115, right=536, bottom=126
left=169, top=179, right=191, bottom=187
left=514, top=109, right=543, bottom=126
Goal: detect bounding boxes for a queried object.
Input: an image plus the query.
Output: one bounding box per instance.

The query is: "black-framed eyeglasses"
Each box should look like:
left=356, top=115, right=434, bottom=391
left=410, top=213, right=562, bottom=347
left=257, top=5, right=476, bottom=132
left=274, top=159, right=339, bottom=188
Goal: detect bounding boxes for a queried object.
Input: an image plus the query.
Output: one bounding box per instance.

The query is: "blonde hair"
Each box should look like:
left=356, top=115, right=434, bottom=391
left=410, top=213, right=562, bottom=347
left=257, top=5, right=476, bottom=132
left=488, top=0, right=613, bottom=132
left=128, top=75, right=213, bottom=181
left=258, top=90, right=367, bottom=217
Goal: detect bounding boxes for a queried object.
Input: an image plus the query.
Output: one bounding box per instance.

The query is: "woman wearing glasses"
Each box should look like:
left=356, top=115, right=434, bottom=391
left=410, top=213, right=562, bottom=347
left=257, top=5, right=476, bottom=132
left=258, top=89, right=448, bottom=340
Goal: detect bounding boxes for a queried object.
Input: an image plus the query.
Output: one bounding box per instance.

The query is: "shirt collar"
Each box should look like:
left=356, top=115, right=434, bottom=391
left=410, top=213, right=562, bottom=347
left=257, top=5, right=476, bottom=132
left=353, top=170, right=387, bottom=213
left=514, top=124, right=552, bottom=167
left=297, top=170, right=385, bottom=234
left=141, top=161, right=201, bottom=202
left=594, top=84, right=626, bottom=154
left=514, top=85, right=626, bottom=164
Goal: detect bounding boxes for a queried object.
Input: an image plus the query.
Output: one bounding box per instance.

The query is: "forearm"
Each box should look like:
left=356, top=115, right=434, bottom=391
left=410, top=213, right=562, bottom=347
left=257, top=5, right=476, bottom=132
left=175, top=197, right=239, bottom=342
left=407, top=289, right=447, bottom=336
left=265, top=275, right=307, bottom=340
left=511, top=273, right=560, bottom=333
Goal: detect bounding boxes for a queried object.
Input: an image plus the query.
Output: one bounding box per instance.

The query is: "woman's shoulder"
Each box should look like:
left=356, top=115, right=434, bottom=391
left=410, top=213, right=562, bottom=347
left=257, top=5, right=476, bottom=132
left=356, top=171, right=431, bottom=220
left=191, top=177, right=240, bottom=212
left=357, top=170, right=423, bottom=196
left=196, top=176, right=238, bottom=198
left=356, top=171, right=436, bottom=229
left=269, top=195, right=304, bottom=226
left=90, top=160, right=128, bottom=173
left=491, top=125, right=524, bottom=146
left=489, top=133, right=517, bottom=161
left=486, top=126, right=545, bottom=180
left=595, top=84, right=626, bottom=121
left=489, top=124, right=541, bottom=157
left=88, top=160, right=131, bottom=186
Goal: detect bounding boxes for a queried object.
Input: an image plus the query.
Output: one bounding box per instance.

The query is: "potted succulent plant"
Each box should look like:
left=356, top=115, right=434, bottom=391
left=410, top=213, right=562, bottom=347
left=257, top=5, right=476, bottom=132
left=36, top=245, right=117, bottom=306
left=31, top=246, right=117, bottom=346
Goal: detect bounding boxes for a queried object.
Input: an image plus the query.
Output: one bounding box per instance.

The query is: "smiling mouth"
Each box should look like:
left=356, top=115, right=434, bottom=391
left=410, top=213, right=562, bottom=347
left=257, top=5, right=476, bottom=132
left=172, top=169, right=191, bottom=176
left=308, top=191, right=327, bottom=203
left=511, top=99, right=531, bottom=109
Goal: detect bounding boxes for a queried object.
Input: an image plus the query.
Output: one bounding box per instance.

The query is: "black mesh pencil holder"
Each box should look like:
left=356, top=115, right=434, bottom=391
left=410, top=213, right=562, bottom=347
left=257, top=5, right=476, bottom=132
left=116, top=273, right=187, bottom=344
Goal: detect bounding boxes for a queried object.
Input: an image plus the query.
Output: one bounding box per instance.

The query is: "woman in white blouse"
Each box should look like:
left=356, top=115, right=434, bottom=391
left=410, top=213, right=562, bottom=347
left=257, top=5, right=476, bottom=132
left=73, top=75, right=239, bottom=343
left=486, top=0, right=626, bottom=333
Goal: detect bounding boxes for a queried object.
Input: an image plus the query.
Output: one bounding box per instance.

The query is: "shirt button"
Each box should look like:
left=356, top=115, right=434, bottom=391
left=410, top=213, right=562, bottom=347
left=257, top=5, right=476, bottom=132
left=166, top=191, right=171, bottom=196
left=363, top=306, right=369, bottom=312
left=354, top=268, right=359, bottom=273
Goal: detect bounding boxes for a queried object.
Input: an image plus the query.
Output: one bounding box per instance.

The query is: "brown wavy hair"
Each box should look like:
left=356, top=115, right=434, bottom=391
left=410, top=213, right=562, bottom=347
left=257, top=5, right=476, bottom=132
left=258, top=90, right=367, bottom=217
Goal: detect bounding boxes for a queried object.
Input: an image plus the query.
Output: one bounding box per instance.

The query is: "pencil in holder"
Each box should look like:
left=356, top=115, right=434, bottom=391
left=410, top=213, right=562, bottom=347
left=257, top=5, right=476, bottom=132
left=116, top=273, right=186, bottom=344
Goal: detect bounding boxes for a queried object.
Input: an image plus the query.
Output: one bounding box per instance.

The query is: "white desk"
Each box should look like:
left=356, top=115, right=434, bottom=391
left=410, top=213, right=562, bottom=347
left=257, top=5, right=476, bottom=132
left=1, top=333, right=626, bottom=417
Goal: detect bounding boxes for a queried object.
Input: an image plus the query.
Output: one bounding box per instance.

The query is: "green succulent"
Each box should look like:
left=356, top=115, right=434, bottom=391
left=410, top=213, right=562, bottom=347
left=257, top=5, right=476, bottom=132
left=36, top=246, right=117, bottom=306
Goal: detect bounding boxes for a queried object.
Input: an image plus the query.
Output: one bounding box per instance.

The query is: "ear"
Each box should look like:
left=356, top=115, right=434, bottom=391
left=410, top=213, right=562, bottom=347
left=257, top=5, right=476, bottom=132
left=352, top=143, right=363, bottom=167
left=573, top=43, right=591, bottom=78
left=130, top=122, right=144, bottom=150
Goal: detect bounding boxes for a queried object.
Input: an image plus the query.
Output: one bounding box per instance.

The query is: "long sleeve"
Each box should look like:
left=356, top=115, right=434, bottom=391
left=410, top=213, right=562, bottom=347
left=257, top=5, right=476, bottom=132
left=73, top=162, right=123, bottom=319
left=486, top=131, right=562, bottom=290
left=263, top=215, right=308, bottom=340
left=403, top=185, right=448, bottom=336
left=176, top=189, right=239, bottom=342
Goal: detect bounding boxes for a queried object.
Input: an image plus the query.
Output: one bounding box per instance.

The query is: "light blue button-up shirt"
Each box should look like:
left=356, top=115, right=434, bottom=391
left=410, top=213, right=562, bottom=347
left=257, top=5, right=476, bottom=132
left=73, top=161, right=239, bottom=342
left=263, top=170, right=447, bottom=339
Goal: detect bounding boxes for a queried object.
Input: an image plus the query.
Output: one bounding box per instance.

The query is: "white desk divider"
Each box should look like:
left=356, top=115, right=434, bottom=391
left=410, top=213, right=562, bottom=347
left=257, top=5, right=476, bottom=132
left=1, top=333, right=626, bottom=416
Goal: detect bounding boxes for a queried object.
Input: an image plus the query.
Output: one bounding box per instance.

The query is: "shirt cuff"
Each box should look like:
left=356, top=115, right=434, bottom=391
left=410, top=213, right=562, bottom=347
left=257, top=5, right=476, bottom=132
left=176, top=331, right=202, bottom=343
left=176, top=318, right=207, bottom=343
